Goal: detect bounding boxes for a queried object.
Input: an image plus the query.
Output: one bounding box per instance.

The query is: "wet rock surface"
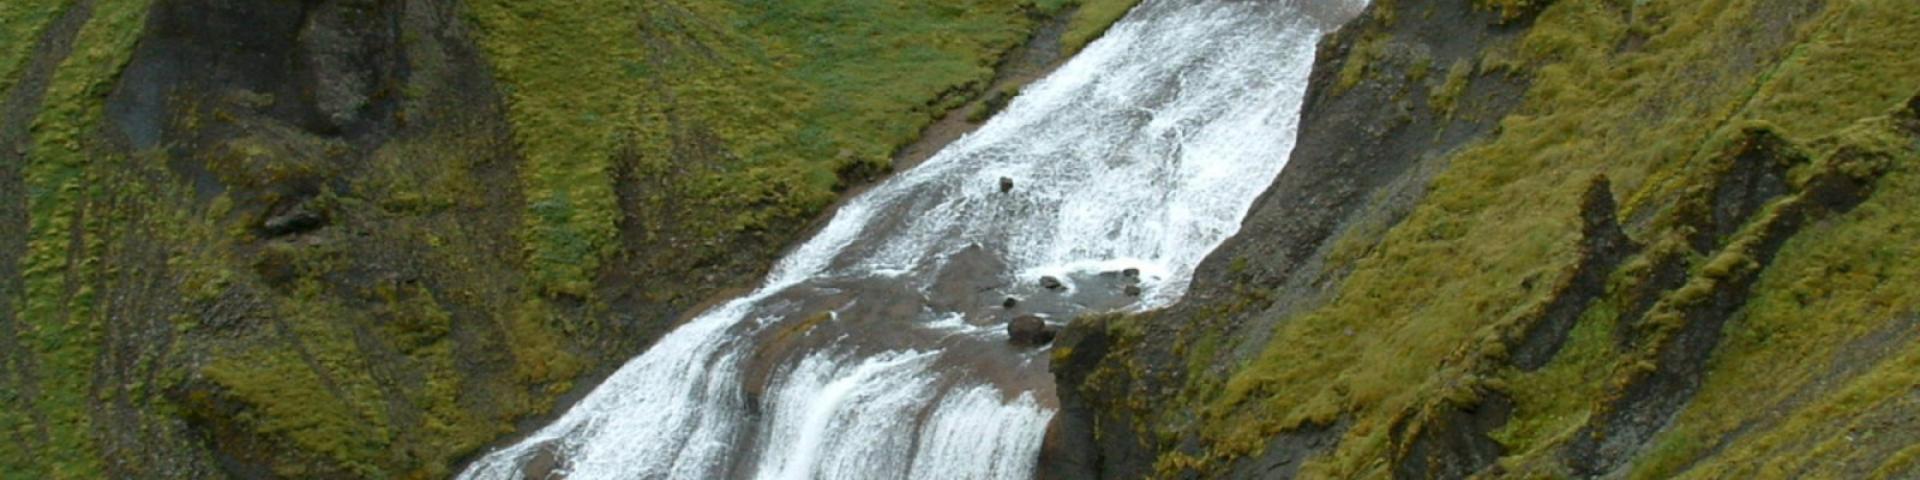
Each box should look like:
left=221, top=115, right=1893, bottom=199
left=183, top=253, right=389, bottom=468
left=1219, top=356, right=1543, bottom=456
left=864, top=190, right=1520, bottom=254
left=1043, top=0, right=1530, bottom=476
left=1008, top=315, right=1057, bottom=347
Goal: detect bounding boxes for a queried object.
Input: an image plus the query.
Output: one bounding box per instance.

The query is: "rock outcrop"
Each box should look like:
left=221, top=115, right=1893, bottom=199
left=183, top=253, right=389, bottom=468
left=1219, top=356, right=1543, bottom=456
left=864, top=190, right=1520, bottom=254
left=1046, top=0, right=1920, bottom=478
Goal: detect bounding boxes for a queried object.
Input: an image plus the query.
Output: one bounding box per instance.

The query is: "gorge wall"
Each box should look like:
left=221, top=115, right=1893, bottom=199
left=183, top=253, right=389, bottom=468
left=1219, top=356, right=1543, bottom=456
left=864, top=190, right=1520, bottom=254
left=0, top=0, right=1138, bottom=477
left=7, top=0, right=1920, bottom=478
left=1047, top=0, right=1920, bottom=478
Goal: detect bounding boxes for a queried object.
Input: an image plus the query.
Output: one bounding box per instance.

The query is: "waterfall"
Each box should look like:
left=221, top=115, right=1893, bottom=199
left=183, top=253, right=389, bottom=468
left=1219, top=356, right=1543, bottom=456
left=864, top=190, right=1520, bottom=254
left=462, top=1, right=1338, bottom=478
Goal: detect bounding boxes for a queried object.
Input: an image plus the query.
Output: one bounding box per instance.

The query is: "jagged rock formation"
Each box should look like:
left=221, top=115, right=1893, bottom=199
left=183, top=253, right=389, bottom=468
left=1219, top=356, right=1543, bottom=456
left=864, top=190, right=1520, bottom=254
left=1046, top=0, right=1920, bottom=478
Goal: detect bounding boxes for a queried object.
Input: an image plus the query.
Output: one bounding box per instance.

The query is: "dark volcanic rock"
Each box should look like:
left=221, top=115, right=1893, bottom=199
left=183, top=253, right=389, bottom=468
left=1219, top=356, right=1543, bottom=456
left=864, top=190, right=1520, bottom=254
left=1039, top=275, right=1064, bottom=290
left=1000, top=176, right=1015, bottom=193
left=1508, top=177, right=1637, bottom=370
left=1042, top=0, right=1534, bottom=477
left=1008, top=315, right=1056, bottom=347
left=1003, top=296, right=1019, bottom=309
left=1391, top=392, right=1514, bottom=480
left=520, top=443, right=565, bottom=480
left=261, top=201, right=326, bottom=237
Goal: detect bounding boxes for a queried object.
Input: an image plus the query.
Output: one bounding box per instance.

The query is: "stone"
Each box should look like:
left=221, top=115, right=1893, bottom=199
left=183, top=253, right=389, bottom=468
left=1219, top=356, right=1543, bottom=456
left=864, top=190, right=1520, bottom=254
left=262, top=202, right=326, bottom=236
left=1122, top=268, right=1140, bottom=278
left=1124, top=285, right=1142, bottom=297
left=1008, top=315, right=1056, bottom=347
left=1039, top=276, right=1064, bottom=290
left=999, top=176, right=1015, bottom=193
left=1003, top=297, right=1019, bottom=309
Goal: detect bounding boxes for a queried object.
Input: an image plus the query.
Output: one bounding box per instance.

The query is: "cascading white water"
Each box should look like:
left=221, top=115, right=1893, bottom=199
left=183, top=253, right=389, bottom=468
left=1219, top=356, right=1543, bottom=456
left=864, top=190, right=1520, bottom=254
left=462, top=1, right=1339, bottom=478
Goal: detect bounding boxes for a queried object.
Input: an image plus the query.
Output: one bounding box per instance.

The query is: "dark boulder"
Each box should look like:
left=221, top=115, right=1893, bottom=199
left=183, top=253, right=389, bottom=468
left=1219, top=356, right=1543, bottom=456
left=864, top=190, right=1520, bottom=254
left=1039, top=276, right=1064, bottom=290
left=1008, top=315, right=1057, bottom=347
left=261, top=201, right=326, bottom=237
left=1000, top=176, right=1015, bottom=193
left=1003, top=296, right=1019, bottom=309
left=1124, top=285, right=1142, bottom=297
left=520, top=443, right=566, bottom=480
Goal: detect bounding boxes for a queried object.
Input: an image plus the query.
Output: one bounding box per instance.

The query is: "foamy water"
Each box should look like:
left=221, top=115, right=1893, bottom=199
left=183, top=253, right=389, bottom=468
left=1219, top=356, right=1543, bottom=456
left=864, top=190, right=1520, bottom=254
left=460, top=1, right=1343, bottom=477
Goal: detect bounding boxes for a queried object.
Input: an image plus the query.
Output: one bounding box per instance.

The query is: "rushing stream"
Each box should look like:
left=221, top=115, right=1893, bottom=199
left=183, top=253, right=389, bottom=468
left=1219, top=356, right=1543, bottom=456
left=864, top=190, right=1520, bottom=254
left=463, top=1, right=1350, bottom=478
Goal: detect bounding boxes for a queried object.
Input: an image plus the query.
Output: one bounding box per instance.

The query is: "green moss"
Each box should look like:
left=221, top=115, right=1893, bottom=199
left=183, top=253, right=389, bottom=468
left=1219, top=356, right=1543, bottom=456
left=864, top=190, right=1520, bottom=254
left=5, top=0, right=1146, bottom=476
left=1060, top=0, right=1143, bottom=55
left=464, top=0, right=1076, bottom=297
left=1633, top=123, right=1920, bottom=479
left=1168, top=0, right=1920, bottom=475
left=1336, top=36, right=1385, bottom=93
left=0, top=0, right=67, bottom=97
left=1739, top=0, right=1920, bottom=140
left=1492, top=298, right=1618, bottom=454
left=1406, top=51, right=1434, bottom=84
left=1476, top=0, right=1545, bottom=23
left=2, top=0, right=147, bottom=477
left=1429, top=59, right=1473, bottom=116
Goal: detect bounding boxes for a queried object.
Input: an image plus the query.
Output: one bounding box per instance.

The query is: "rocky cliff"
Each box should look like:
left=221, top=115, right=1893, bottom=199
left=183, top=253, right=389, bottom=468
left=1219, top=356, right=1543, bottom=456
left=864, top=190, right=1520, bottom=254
left=1047, top=0, right=1920, bottom=478
left=0, top=0, right=1137, bottom=477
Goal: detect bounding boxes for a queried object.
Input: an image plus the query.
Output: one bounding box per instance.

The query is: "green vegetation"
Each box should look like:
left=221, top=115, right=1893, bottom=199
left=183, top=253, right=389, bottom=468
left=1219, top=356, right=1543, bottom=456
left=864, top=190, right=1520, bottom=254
left=6, top=0, right=1147, bottom=476
left=1634, top=116, right=1920, bottom=479
left=0, top=0, right=68, bottom=96
left=1059, top=0, right=1144, bottom=54
left=1120, top=0, right=1920, bottom=477
left=464, top=0, right=1049, bottom=296
left=1477, top=0, right=1545, bottom=23
left=1336, top=36, right=1385, bottom=93
left=1429, top=59, right=1472, bottom=116
left=3, top=0, right=149, bottom=477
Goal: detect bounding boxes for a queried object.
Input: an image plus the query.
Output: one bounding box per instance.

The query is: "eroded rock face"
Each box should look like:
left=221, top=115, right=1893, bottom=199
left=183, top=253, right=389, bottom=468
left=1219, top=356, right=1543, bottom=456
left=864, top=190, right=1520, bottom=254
left=1042, top=0, right=1536, bottom=477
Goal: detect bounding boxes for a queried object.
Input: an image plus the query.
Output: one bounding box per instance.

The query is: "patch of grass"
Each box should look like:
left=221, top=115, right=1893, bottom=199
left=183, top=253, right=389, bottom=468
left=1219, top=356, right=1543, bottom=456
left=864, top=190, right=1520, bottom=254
left=201, top=308, right=396, bottom=478
left=464, top=0, right=1087, bottom=297
left=1738, top=0, right=1920, bottom=140
left=1491, top=297, right=1618, bottom=453
left=1060, top=0, right=1143, bottom=54
left=0, top=0, right=68, bottom=96
left=1478, top=0, right=1546, bottom=23
left=1166, top=0, right=1920, bottom=475
left=1636, top=118, right=1920, bottom=479
left=1430, top=59, right=1473, bottom=116
left=1336, top=36, right=1386, bottom=93
left=3, top=0, right=148, bottom=477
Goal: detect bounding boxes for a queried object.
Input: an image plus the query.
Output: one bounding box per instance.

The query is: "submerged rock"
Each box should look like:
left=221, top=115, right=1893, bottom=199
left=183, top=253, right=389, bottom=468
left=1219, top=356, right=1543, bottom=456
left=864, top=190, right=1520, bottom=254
left=1124, top=285, right=1142, bottom=297
left=1008, top=315, right=1056, bottom=347
left=1039, top=276, right=1064, bottom=290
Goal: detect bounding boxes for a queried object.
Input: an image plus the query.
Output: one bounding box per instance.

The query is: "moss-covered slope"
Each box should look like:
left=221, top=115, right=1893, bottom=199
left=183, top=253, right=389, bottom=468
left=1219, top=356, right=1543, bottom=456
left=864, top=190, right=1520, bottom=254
left=1047, top=0, right=1920, bottom=478
left=0, top=0, right=1138, bottom=477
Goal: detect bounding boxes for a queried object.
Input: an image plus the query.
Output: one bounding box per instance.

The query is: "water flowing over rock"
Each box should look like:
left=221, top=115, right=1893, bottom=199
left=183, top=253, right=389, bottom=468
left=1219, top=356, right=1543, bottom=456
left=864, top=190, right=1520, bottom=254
left=459, top=1, right=1331, bottom=478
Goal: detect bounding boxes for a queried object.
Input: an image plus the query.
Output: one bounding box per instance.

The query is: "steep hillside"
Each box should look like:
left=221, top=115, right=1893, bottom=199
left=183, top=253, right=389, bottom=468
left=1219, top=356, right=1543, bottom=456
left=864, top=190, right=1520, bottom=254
left=0, top=0, right=1137, bottom=477
left=1047, top=0, right=1920, bottom=478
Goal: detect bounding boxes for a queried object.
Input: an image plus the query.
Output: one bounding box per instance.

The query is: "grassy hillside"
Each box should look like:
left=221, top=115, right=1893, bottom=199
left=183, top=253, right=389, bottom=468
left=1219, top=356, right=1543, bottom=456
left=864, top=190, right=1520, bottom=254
left=0, top=0, right=1137, bottom=477
left=1050, top=0, right=1920, bottom=478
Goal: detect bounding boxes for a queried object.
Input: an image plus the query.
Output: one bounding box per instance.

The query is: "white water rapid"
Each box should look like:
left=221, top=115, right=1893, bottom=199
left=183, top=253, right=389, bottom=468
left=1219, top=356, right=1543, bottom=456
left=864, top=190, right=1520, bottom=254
left=462, top=1, right=1344, bottom=478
